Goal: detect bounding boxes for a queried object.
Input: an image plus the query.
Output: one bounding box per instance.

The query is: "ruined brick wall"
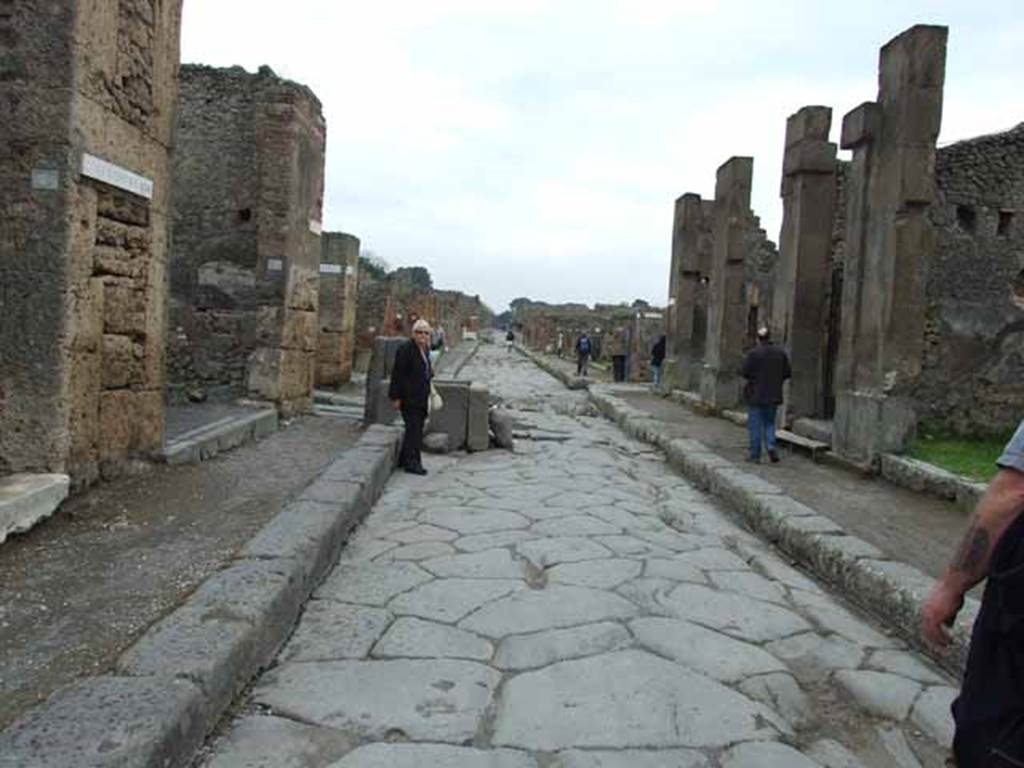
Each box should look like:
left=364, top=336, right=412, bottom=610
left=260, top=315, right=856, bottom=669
left=0, top=1, right=182, bottom=484
left=168, top=65, right=325, bottom=415
left=916, top=124, right=1024, bottom=435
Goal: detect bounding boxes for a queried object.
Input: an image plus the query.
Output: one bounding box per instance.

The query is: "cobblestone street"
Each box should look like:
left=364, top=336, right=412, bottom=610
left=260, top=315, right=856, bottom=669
left=201, top=345, right=957, bottom=768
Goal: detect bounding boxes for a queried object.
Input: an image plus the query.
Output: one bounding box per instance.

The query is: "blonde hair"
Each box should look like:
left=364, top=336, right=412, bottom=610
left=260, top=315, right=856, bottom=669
left=412, top=318, right=432, bottom=333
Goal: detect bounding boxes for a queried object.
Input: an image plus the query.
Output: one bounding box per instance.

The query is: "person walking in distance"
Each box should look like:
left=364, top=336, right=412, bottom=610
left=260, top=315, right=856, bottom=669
left=389, top=318, right=433, bottom=475
left=922, top=419, right=1024, bottom=766
left=505, top=328, right=515, bottom=352
left=741, top=326, right=790, bottom=463
left=575, top=332, right=592, bottom=377
left=650, top=334, right=667, bottom=390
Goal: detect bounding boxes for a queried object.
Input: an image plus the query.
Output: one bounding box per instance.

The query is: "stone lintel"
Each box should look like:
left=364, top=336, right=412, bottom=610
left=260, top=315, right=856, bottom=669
left=841, top=102, right=881, bottom=150
left=783, top=139, right=838, bottom=177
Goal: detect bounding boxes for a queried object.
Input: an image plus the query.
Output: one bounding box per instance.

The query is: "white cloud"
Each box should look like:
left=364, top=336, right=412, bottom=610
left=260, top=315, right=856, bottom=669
left=180, top=1, right=1023, bottom=312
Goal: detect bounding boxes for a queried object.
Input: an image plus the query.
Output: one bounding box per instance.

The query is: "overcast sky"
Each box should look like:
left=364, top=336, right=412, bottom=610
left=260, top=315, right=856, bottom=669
left=180, top=1, right=1022, bottom=313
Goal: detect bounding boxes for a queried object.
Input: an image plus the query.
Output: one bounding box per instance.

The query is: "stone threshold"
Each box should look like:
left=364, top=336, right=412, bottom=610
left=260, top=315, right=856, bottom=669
left=160, top=407, right=279, bottom=465
left=585, top=384, right=975, bottom=679
left=0, top=425, right=404, bottom=767
left=0, top=473, right=70, bottom=546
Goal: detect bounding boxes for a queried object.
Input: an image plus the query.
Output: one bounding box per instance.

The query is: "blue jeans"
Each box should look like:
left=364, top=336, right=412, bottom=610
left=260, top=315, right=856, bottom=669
left=651, top=364, right=662, bottom=388
left=748, top=405, right=778, bottom=459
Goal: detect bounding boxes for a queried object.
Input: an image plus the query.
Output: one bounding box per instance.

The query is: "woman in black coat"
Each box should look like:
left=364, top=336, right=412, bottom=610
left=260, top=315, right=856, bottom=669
left=389, top=319, right=433, bottom=475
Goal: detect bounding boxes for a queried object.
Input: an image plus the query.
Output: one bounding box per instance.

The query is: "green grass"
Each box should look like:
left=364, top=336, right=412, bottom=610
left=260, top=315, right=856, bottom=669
left=909, top=434, right=1008, bottom=482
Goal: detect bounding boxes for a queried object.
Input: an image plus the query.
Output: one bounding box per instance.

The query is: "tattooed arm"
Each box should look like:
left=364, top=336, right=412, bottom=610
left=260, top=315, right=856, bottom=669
left=922, top=468, right=1024, bottom=646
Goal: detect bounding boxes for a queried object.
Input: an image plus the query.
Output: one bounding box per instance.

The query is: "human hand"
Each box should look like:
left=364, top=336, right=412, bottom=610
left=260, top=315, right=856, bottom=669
left=921, top=580, right=964, bottom=647
left=391, top=399, right=401, bottom=411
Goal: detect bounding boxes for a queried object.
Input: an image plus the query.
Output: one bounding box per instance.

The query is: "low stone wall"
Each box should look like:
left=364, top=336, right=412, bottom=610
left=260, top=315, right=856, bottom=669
left=0, top=425, right=403, bottom=767
left=880, top=454, right=986, bottom=514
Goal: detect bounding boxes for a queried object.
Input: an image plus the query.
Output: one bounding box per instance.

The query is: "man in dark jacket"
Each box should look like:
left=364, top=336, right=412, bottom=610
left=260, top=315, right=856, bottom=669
left=741, top=326, right=791, bottom=463
left=389, top=318, right=433, bottom=475
left=650, top=334, right=667, bottom=390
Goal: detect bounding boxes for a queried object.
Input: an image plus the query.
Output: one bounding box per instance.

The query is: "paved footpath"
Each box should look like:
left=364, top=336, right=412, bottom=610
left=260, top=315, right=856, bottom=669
left=199, top=345, right=957, bottom=768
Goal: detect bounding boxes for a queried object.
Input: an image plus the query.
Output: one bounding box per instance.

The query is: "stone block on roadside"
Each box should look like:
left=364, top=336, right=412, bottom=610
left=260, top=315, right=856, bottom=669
left=424, top=432, right=451, bottom=454
left=467, top=383, right=490, bottom=452
left=490, top=408, right=516, bottom=450
left=0, top=473, right=70, bottom=544
left=429, top=380, right=471, bottom=450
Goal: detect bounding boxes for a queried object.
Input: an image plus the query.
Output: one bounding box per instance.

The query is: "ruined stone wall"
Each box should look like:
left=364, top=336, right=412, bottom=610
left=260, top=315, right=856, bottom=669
left=915, top=124, right=1024, bottom=435
left=168, top=65, right=325, bottom=415
left=317, top=232, right=360, bottom=387
left=0, top=1, right=182, bottom=484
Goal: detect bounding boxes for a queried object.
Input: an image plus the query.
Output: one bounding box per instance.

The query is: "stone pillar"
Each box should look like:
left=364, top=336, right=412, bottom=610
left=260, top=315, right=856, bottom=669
left=664, top=194, right=713, bottom=392
left=316, top=232, right=360, bottom=387
left=834, top=25, right=947, bottom=461
left=772, top=106, right=838, bottom=420
left=0, top=2, right=182, bottom=486
left=701, top=157, right=754, bottom=408
left=168, top=66, right=326, bottom=416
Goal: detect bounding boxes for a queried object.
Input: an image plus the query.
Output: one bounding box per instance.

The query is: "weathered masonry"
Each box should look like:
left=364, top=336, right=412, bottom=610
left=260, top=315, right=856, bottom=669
left=168, top=65, right=325, bottom=415
left=317, top=232, right=360, bottom=387
left=0, top=1, right=183, bottom=485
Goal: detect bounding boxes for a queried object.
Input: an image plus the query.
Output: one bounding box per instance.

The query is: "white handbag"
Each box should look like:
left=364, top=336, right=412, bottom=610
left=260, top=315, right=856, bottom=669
left=429, top=383, right=444, bottom=414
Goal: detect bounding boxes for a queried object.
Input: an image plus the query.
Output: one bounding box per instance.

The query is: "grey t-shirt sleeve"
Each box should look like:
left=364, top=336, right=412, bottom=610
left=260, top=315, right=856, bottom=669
left=997, top=420, right=1024, bottom=472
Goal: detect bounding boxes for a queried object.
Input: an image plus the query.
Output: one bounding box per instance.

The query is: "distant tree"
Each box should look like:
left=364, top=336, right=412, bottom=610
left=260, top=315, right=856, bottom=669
left=631, top=298, right=650, bottom=309
left=359, top=250, right=389, bottom=281
left=392, top=266, right=433, bottom=292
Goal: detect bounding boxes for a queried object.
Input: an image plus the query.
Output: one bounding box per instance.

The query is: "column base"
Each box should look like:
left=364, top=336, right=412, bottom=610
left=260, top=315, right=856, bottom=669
left=833, top=390, right=916, bottom=464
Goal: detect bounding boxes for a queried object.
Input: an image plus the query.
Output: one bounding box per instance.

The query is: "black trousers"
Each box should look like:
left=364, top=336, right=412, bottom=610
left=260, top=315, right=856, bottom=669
left=399, top=406, right=427, bottom=469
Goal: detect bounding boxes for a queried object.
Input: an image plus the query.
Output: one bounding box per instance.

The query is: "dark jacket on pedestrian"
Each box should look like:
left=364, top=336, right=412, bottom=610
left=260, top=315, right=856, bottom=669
left=575, top=335, right=592, bottom=356
left=389, top=338, right=432, bottom=410
left=741, top=342, right=791, bottom=406
left=651, top=336, right=666, bottom=366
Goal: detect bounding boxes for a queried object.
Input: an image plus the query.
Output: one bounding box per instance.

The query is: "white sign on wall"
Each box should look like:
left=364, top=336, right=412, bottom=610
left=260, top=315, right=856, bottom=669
left=267, top=258, right=284, bottom=272
left=345, top=265, right=355, bottom=276
left=309, top=219, right=323, bottom=235
left=320, top=263, right=343, bottom=275
left=80, top=153, right=153, bottom=200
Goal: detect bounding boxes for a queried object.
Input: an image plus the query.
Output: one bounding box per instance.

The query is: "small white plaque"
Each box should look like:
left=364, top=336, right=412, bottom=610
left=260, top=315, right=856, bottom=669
left=309, top=219, right=322, bottom=235
left=668, top=297, right=676, bottom=306
left=32, top=169, right=59, bottom=191
left=345, top=265, right=355, bottom=276
left=80, top=153, right=153, bottom=199
left=320, top=263, right=342, bottom=275
left=267, top=258, right=284, bottom=272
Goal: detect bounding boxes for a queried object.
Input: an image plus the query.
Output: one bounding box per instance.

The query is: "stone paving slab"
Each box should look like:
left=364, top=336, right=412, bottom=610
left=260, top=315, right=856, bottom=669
left=254, top=659, right=501, bottom=742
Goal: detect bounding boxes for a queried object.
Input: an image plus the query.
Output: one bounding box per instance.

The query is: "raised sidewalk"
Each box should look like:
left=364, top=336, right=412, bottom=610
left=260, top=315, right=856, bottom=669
left=516, top=345, right=978, bottom=676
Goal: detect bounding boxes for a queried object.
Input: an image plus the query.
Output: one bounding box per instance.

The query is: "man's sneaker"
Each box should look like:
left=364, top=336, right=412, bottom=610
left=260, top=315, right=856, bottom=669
left=405, top=465, right=428, bottom=476
left=769, top=450, right=780, bottom=464
left=745, top=456, right=760, bottom=464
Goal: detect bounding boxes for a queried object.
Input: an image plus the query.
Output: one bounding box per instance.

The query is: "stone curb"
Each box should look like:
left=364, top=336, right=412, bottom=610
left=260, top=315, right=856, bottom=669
left=881, top=453, right=985, bottom=514
left=512, top=344, right=590, bottom=390
left=0, top=424, right=404, bottom=768
left=587, top=385, right=977, bottom=677
left=161, top=408, right=279, bottom=465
